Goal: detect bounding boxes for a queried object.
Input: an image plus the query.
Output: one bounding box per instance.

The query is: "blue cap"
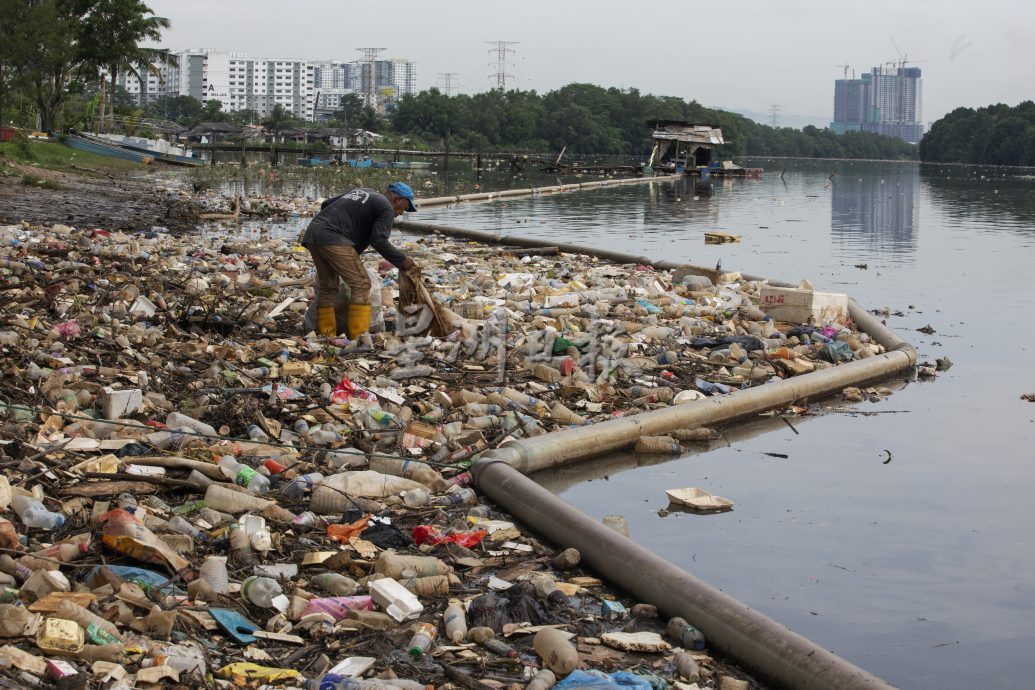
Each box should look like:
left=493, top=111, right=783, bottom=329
left=387, top=181, right=417, bottom=212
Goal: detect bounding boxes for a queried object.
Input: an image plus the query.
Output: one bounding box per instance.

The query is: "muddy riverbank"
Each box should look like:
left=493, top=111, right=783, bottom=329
left=0, top=161, right=201, bottom=233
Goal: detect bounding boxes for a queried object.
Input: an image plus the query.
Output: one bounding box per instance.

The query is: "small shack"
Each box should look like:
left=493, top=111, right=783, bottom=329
left=647, top=120, right=724, bottom=174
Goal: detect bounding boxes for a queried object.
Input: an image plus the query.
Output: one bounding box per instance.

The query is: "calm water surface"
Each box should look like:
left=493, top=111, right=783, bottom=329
left=413, top=160, right=1035, bottom=690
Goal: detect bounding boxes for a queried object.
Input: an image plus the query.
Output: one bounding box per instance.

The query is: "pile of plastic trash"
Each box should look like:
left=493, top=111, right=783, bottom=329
left=0, top=214, right=901, bottom=688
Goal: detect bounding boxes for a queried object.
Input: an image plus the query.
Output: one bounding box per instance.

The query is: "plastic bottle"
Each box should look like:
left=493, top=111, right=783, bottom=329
left=218, top=455, right=270, bottom=493
left=401, top=488, right=430, bottom=508
left=312, top=572, right=360, bottom=597
left=204, top=484, right=276, bottom=514
left=533, top=627, right=578, bottom=675
left=116, top=492, right=138, bottom=513
left=434, top=487, right=477, bottom=507
left=0, top=555, right=32, bottom=582
left=531, top=573, right=570, bottom=607
left=229, top=523, right=258, bottom=567
left=525, top=669, right=557, bottom=690
left=282, top=472, right=324, bottom=500
left=309, top=428, right=341, bottom=445
left=443, top=599, right=467, bottom=642
left=165, top=412, right=218, bottom=439
left=305, top=675, right=361, bottom=690
left=468, top=626, right=518, bottom=658
left=368, top=455, right=449, bottom=492
left=635, top=436, right=682, bottom=454
left=293, top=419, right=310, bottom=435
left=11, top=494, right=64, bottom=530
left=165, top=515, right=205, bottom=540
left=667, top=616, right=707, bottom=650
left=373, top=552, right=451, bottom=580
left=466, top=415, right=500, bottom=429
left=390, top=364, right=434, bottom=380
left=241, top=575, right=283, bottom=608
left=246, top=424, right=269, bottom=442
left=674, top=651, right=701, bottom=682
left=198, top=556, right=229, bottom=594
left=344, top=609, right=394, bottom=630
left=292, top=511, right=323, bottom=528
left=462, top=403, right=503, bottom=416
left=17, top=542, right=88, bottom=572
left=406, top=621, right=437, bottom=659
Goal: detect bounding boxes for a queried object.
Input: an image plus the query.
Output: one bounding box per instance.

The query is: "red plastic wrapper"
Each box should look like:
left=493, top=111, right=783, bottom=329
left=330, top=376, right=378, bottom=406
left=412, top=525, right=487, bottom=548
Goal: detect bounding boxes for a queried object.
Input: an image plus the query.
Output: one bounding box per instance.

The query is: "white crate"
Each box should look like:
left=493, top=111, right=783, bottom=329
left=759, top=286, right=848, bottom=325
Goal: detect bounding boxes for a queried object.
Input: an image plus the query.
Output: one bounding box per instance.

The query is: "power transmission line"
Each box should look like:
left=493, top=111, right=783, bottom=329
left=485, top=41, right=517, bottom=90
left=437, top=72, right=459, bottom=96
left=357, top=48, right=384, bottom=107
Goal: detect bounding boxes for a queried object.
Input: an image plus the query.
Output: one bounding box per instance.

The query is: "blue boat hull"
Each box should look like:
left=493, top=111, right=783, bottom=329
left=65, top=135, right=153, bottom=163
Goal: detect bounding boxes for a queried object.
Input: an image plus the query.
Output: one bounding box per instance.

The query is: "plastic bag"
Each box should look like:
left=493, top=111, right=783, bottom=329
left=412, top=525, right=487, bottom=548
left=329, top=376, right=378, bottom=406
left=99, top=509, right=192, bottom=579
left=553, top=670, right=654, bottom=690
left=367, top=267, right=384, bottom=333
left=468, top=582, right=548, bottom=633
left=819, top=340, right=855, bottom=363
left=327, top=513, right=371, bottom=543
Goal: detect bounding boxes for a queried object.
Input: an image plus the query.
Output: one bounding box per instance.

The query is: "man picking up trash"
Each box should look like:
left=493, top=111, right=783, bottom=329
left=302, top=182, right=418, bottom=338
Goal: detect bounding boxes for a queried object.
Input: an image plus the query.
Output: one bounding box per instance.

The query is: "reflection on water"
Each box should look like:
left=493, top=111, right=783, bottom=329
left=920, top=164, right=1035, bottom=231
left=831, top=165, right=919, bottom=255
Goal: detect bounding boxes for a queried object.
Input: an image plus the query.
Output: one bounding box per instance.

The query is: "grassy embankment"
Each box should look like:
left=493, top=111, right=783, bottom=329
left=0, top=137, right=147, bottom=189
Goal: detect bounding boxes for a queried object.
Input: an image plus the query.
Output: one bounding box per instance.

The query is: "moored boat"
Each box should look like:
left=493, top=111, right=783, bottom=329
left=65, top=133, right=154, bottom=163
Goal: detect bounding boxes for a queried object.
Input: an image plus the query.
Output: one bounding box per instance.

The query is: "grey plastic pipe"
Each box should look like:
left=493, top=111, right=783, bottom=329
left=413, top=174, right=672, bottom=208
left=473, top=456, right=896, bottom=690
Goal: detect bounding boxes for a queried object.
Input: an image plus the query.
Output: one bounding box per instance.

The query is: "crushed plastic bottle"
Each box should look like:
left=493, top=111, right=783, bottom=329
left=11, top=495, right=64, bottom=530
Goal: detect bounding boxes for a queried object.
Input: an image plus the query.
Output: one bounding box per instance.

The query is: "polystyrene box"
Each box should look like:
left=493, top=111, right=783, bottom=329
left=760, top=286, right=848, bottom=325
left=369, top=577, right=423, bottom=621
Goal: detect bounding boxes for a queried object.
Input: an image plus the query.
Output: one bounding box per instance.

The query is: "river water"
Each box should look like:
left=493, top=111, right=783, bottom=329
left=408, top=159, right=1035, bottom=690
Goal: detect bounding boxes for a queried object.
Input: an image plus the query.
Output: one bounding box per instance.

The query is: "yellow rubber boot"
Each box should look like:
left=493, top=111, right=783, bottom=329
left=316, top=306, right=337, bottom=337
left=347, top=303, right=371, bottom=339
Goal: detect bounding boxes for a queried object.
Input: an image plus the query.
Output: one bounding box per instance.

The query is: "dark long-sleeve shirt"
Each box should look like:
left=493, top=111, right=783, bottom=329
left=301, top=188, right=407, bottom=267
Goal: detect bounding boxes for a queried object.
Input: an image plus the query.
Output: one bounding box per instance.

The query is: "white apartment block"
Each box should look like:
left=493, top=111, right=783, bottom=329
left=116, top=51, right=416, bottom=122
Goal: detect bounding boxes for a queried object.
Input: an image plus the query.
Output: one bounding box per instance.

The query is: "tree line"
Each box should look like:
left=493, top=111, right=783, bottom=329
left=392, top=84, right=919, bottom=160
left=920, top=102, right=1035, bottom=166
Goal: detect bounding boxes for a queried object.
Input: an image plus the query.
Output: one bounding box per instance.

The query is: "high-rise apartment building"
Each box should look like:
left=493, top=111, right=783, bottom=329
left=830, top=65, right=923, bottom=144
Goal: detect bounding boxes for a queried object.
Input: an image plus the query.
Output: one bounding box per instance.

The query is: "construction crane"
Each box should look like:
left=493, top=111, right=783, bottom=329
left=834, top=63, right=851, bottom=80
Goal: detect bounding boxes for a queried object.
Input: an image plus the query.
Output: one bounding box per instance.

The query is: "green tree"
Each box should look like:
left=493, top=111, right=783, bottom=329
left=920, top=101, right=1035, bottom=165
left=262, top=103, right=296, bottom=141
left=8, top=0, right=82, bottom=132
left=146, top=94, right=202, bottom=124
left=201, top=99, right=226, bottom=122
left=76, top=0, right=170, bottom=133
left=329, top=93, right=364, bottom=126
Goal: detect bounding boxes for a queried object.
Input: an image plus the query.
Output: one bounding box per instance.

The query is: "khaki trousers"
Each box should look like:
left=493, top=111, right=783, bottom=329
left=308, top=244, right=371, bottom=307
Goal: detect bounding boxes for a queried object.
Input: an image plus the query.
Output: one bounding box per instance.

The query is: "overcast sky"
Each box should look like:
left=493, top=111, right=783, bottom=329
left=146, top=0, right=1035, bottom=126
